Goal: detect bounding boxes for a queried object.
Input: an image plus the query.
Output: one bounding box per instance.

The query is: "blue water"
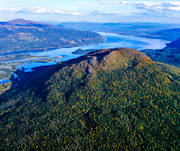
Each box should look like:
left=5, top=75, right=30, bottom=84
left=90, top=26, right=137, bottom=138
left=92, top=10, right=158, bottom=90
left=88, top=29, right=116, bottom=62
left=0, top=32, right=169, bottom=83
left=0, top=79, right=10, bottom=84
left=19, top=32, right=168, bottom=72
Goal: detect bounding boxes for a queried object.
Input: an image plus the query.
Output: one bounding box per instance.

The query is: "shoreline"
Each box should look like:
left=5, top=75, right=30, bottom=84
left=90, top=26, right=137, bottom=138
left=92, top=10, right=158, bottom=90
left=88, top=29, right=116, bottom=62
left=0, top=32, right=170, bottom=85
left=0, top=40, right=106, bottom=55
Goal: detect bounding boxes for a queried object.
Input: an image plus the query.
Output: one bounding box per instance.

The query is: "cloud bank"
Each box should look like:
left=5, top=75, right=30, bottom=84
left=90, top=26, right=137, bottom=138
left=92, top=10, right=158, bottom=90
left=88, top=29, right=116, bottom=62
left=99, top=0, right=180, bottom=12
left=0, top=7, right=80, bottom=16
left=0, top=1, right=180, bottom=23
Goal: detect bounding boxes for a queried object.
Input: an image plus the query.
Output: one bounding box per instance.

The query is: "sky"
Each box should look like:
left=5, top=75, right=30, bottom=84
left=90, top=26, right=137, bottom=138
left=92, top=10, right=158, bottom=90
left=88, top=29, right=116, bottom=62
left=0, top=0, right=180, bottom=23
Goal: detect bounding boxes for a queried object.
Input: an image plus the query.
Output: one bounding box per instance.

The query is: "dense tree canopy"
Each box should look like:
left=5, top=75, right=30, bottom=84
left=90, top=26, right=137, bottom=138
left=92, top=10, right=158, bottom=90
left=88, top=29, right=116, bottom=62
left=0, top=48, right=179, bottom=151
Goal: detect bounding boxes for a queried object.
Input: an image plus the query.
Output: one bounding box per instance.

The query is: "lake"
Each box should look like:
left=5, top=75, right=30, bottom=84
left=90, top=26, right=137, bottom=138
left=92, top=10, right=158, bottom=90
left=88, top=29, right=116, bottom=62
left=18, top=32, right=169, bottom=71
left=0, top=32, right=169, bottom=82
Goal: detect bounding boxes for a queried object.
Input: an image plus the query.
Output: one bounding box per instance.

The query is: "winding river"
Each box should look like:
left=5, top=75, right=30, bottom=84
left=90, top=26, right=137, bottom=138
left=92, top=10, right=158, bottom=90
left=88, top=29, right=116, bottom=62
left=0, top=32, right=169, bottom=84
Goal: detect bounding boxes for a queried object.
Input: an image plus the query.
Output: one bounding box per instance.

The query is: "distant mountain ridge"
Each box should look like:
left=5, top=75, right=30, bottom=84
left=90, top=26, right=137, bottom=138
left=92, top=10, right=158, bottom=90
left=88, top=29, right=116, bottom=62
left=166, top=38, right=180, bottom=49
left=142, top=38, right=180, bottom=67
left=61, top=22, right=180, bottom=39
left=150, top=28, right=180, bottom=41
left=7, top=19, right=46, bottom=25
left=0, top=19, right=54, bottom=29
left=1, top=18, right=46, bottom=25
left=0, top=19, right=105, bottom=53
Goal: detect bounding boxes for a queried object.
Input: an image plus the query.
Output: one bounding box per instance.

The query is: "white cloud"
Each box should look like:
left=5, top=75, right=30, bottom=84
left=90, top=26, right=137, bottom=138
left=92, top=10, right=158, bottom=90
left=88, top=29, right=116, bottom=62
left=99, top=0, right=180, bottom=12
left=89, top=10, right=117, bottom=16
left=0, top=7, right=81, bottom=16
left=133, top=1, right=180, bottom=11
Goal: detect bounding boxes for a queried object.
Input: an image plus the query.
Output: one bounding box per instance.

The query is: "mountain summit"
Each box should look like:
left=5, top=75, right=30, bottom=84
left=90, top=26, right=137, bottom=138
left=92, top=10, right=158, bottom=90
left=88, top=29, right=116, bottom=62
left=0, top=18, right=51, bottom=27
left=7, top=18, right=48, bottom=26
left=0, top=48, right=179, bottom=151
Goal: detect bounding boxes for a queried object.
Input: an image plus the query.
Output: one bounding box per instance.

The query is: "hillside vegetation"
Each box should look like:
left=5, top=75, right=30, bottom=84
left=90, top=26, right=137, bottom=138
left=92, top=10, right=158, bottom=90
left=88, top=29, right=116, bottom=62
left=0, top=19, right=105, bottom=53
left=0, top=48, right=179, bottom=151
left=151, top=28, right=180, bottom=41
left=141, top=48, right=180, bottom=67
left=156, top=62, right=180, bottom=82
left=166, top=38, right=180, bottom=49
left=142, top=38, right=180, bottom=67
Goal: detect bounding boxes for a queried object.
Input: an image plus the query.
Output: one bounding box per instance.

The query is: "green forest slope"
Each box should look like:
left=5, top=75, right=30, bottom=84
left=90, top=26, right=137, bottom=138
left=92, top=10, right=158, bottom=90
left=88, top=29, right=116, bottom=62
left=0, top=48, right=179, bottom=151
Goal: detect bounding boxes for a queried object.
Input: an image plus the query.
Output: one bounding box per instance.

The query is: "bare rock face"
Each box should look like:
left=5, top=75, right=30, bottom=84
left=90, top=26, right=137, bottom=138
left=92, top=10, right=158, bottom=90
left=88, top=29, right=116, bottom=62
left=59, top=48, right=153, bottom=76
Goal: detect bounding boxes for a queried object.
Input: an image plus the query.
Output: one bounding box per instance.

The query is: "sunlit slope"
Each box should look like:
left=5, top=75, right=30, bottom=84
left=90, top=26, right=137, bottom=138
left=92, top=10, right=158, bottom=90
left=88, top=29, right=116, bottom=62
left=0, top=19, right=105, bottom=53
left=0, top=48, right=179, bottom=151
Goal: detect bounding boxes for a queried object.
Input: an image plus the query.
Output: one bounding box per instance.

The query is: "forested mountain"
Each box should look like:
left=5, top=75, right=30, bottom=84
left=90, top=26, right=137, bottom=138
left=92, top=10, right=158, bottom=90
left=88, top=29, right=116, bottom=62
left=0, top=48, right=179, bottom=151
left=151, top=28, right=180, bottom=41
left=142, top=38, right=180, bottom=67
left=166, top=38, right=180, bottom=49
left=0, top=19, right=105, bottom=53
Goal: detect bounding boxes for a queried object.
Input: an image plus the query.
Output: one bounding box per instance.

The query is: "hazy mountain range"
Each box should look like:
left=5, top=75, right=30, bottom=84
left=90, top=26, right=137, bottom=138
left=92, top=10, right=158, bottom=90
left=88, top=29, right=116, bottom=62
left=0, top=19, right=105, bottom=53
left=61, top=22, right=180, bottom=41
